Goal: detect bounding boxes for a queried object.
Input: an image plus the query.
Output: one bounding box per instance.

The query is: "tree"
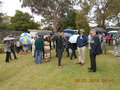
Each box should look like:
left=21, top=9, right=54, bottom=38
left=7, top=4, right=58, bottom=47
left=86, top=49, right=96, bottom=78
left=76, top=12, right=90, bottom=35
left=10, top=10, right=40, bottom=32
left=20, top=0, right=75, bottom=33
left=78, top=0, right=120, bottom=28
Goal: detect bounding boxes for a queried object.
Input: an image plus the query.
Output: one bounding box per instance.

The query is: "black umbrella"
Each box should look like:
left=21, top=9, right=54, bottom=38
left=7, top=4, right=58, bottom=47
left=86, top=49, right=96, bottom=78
left=106, top=28, right=115, bottom=32
left=35, top=30, right=51, bottom=35
left=15, top=36, right=21, bottom=41
left=93, top=27, right=106, bottom=33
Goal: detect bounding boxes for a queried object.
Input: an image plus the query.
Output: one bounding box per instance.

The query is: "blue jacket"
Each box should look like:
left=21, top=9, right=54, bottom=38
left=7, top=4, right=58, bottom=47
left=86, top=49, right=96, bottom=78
left=76, top=35, right=88, bottom=47
left=90, top=35, right=102, bottom=55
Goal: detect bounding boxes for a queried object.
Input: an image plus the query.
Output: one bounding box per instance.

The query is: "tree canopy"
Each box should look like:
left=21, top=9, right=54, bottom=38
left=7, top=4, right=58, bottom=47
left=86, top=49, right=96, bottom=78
left=20, top=0, right=75, bottom=33
left=78, top=0, right=120, bottom=28
left=10, top=10, right=40, bottom=32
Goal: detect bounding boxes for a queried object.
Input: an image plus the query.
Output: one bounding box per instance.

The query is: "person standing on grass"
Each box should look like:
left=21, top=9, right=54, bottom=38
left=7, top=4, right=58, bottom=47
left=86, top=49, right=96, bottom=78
left=101, top=33, right=108, bottom=54
left=69, top=43, right=77, bottom=60
left=35, top=35, right=43, bottom=64
left=76, top=29, right=88, bottom=66
left=9, top=40, right=18, bottom=60
left=88, top=29, right=102, bottom=72
left=16, top=41, right=21, bottom=54
left=23, top=44, right=28, bottom=55
left=57, top=31, right=64, bottom=69
left=4, top=40, right=11, bottom=63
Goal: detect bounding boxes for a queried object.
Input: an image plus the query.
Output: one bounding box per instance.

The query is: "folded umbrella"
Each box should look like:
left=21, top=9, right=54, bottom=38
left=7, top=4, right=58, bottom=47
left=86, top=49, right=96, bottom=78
left=69, top=35, right=79, bottom=43
left=19, top=36, right=32, bottom=45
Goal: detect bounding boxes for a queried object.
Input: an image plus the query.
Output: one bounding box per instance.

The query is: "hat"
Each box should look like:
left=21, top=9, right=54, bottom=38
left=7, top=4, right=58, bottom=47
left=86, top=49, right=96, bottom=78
left=102, top=33, right=105, bottom=36
left=80, top=29, right=85, bottom=32
left=38, top=35, right=41, bottom=37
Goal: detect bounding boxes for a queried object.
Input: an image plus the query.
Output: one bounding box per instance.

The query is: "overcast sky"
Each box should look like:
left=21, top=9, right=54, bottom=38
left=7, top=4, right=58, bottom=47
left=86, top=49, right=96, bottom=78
left=1, top=0, right=43, bottom=22
left=0, top=0, right=101, bottom=27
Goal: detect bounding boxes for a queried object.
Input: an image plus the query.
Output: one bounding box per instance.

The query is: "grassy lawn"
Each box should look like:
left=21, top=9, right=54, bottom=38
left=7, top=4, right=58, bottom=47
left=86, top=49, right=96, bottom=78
left=0, top=46, right=120, bottom=90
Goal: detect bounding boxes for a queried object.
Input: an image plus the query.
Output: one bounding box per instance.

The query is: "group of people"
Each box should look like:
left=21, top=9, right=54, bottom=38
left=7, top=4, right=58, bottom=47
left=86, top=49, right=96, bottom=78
left=55, top=29, right=102, bottom=72
left=6, top=28, right=120, bottom=72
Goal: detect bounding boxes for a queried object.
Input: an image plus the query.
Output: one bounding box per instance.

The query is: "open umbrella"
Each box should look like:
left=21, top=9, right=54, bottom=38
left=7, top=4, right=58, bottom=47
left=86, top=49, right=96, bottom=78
left=108, top=31, right=118, bottom=34
left=19, top=36, right=32, bottom=45
left=20, top=33, right=31, bottom=37
left=35, top=30, right=51, bottom=35
left=15, top=36, right=21, bottom=41
left=69, top=35, right=79, bottom=43
left=3, top=36, right=15, bottom=41
left=93, top=27, right=106, bottom=33
left=63, top=33, right=72, bottom=37
left=63, top=29, right=74, bottom=34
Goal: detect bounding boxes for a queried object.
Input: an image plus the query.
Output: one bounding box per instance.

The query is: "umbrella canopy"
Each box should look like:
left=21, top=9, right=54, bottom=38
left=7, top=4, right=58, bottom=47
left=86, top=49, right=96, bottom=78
left=54, top=32, right=60, bottom=36
left=20, top=33, right=31, bottom=37
left=108, top=31, right=118, bottom=34
left=35, top=30, right=51, bottom=35
left=63, top=29, right=74, bottom=34
left=3, top=36, right=15, bottom=41
left=63, top=33, right=72, bottom=37
left=19, top=36, right=32, bottom=45
left=15, top=36, right=21, bottom=41
left=93, top=27, right=106, bottom=33
left=69, top=35, right=79, bottom=43
left=106, top=28, right=115, bottom=32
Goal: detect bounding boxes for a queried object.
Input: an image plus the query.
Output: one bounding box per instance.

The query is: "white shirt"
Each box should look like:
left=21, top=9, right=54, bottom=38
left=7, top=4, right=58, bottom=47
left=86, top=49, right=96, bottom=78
left=31, top=39, right=35, bottom=48
left=16, top=41, right=21, bottom=47
left=88, top=35, right=92, bottom=42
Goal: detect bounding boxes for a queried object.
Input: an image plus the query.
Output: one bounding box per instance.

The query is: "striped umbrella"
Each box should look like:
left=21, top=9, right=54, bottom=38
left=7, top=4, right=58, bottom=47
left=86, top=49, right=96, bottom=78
left=19, top=36, right=32, bottom=45
left=20, top=33, right=31, bottom=37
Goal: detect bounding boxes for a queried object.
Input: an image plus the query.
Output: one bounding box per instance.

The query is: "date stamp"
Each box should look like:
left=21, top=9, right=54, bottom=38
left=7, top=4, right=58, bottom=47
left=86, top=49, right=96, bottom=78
left=74, top=79, right=114, bottom=83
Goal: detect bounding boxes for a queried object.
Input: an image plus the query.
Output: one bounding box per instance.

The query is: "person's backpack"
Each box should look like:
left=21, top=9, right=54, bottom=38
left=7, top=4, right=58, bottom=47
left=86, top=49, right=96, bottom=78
left=117, top=37, right=120, bottom=45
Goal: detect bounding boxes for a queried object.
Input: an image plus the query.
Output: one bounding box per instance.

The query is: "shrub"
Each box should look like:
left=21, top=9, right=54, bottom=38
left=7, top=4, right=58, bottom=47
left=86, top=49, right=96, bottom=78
left=0, top=46, right=4, bottom=53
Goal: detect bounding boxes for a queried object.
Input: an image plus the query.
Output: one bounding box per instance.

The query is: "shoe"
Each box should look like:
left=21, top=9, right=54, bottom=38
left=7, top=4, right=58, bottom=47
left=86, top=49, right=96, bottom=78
left=89, top=70, right=96, bottom=72
left=15, top=58, right=18, bottom=59
left=80, top=63, right=84, bottom=66
left=58, top=66, right=62, bottom=69
left=88, top=67, right=91, bottom=70
left=76, top=62, right=81, bottom=64
left=10, top=59, right=12, bottom=60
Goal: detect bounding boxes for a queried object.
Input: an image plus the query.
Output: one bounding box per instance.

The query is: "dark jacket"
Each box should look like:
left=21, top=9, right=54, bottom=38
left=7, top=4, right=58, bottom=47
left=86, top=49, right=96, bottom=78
left=101, top=36, right=108, bottom=44
left=68, top=42, right=77, bottom=50
left=35, top=38, right=43, bottom=51
left=90, top=35, right=102, bottom=55
left=57, top=35, right=64, bottom=50
left=76, top=35, right=88, bottom=47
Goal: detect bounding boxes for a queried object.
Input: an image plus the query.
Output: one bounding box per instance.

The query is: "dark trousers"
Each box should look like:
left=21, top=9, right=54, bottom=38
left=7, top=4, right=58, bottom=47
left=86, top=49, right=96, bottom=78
left=6, top=52, right=10, bottom=62
left=90, top=50, right=96, bottom=72
left=17, top=47, right=20, bottom=54
left=66, top=48, right=69, bottom=57
left=58, top=49, right=64, bottom=66
left=10, top=48, right=17, bottom=59
left=70, top=50, right=77, bottom=60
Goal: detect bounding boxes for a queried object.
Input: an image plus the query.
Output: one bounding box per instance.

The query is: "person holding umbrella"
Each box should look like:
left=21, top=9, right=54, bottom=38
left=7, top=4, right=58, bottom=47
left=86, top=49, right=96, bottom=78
left=57, top=31, right=64, bottom=69
left=9, top=35, right=18, bottom=60
left=76, top=29, right=88, bottom=66
left=4, top=40, right=11, bottom=63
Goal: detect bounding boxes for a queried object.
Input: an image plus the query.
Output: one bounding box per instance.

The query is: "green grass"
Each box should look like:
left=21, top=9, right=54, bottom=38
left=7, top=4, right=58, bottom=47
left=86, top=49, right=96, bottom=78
left=0, top=46, right=120, bottom=90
